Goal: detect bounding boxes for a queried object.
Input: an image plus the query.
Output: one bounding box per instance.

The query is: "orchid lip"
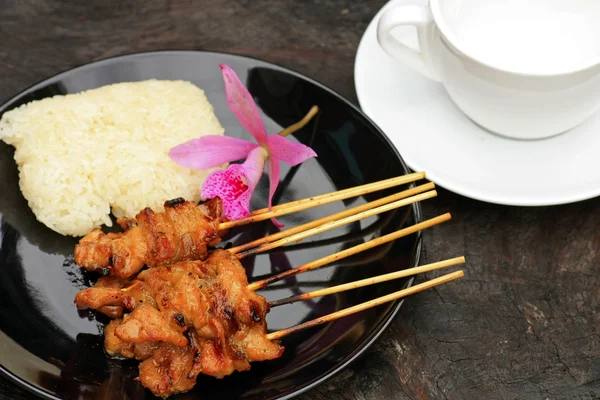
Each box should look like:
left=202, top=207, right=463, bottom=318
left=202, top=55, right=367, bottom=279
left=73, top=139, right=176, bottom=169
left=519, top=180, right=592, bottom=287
left=201, top=146, right=268, bottom=221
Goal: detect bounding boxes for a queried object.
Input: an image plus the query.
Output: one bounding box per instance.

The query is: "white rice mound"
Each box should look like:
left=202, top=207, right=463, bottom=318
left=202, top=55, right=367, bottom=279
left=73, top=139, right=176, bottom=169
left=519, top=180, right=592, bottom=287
left=0, top=80, right=225, bottom=237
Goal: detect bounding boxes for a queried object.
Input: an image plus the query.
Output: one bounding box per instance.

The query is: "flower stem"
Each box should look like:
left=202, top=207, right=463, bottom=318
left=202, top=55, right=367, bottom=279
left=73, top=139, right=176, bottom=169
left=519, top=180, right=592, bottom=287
left=277, top=106, right=320, bottom=137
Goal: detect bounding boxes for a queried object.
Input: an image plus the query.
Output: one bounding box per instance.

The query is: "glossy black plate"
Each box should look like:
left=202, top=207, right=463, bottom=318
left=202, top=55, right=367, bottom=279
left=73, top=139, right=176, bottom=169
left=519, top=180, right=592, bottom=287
left=0, top=51, right=421, bottom=400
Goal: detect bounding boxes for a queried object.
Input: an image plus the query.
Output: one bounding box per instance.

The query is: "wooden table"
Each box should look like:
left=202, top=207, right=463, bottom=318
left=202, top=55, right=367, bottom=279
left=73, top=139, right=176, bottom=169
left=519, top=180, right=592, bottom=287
left=1, top=1, right=598, bottom=399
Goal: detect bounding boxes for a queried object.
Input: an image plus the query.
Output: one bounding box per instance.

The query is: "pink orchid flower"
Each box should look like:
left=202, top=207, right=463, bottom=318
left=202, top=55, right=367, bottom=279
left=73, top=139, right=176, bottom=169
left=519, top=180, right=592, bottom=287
left=169, top=64, right=317, bottom=225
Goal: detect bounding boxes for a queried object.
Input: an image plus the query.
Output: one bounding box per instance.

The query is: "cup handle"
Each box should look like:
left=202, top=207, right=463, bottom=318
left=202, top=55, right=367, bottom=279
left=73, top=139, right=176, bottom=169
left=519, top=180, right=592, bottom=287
left=377, top=5, right=440, bottom=81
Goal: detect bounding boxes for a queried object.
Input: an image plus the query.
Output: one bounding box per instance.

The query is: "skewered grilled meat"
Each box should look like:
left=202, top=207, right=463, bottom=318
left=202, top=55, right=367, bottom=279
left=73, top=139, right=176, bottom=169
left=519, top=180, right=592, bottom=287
left=83, top=276, right=131, bottom=319
left=74, top=275, right=157, bottom=318
left=74, top=198, right=224, bottom=278
left=75, top=250, right=284, bottom=398
left=75, top=255, right=221, bottom=319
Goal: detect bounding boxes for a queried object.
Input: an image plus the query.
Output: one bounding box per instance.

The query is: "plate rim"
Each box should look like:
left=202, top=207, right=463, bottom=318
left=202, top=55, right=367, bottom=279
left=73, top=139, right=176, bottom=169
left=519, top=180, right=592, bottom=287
left=353, top=0, right=600, bottom=207
left=0, top=49, right=423, bottom=400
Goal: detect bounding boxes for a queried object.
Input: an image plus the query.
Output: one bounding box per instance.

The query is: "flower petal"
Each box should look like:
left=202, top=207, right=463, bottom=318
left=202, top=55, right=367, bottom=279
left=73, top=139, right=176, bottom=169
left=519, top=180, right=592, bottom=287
left=241, top=146, right=268, bottom=190
left=201, top=147, right=268, bottom=221
left=220, top=64, right=269, bottom=144
left=266, top=134, right=317, bottom=166
left=201, top=167, right=251, bottom=220
left=169, top=136, right=258, bottom=170
left=267, top=156, right=284, bottom=227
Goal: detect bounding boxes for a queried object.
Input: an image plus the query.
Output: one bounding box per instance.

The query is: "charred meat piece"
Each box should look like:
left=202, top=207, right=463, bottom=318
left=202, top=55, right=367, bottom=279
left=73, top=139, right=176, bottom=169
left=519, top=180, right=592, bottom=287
left=115, top=305, right=189, bottom=347
left=83, top=275, right=131, bottom=318
left=138, top=342, right=202, bottom=398
left=137, top=328, right=259, bottom=398
left=104, top=319, right=159, bottom=360
left=74, top=198, right=224, bottom=278
left=133, top=250, right=283, bottom=359
left=74, top=277, right=156, bottom=317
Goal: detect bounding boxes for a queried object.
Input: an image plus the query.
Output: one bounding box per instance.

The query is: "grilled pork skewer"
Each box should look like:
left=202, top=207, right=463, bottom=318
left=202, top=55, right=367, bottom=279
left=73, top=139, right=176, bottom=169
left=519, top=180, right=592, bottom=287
left=74, top=173, right=427, bottom=278
left=72, top=173, right=463, bottom=398
left=75, top=250, right=283, bottom=398
left=75, top=225, right=463, bottom=397
left=76, top=247, right=464, bottom=398
left=74, top=198, right=224, bottom=278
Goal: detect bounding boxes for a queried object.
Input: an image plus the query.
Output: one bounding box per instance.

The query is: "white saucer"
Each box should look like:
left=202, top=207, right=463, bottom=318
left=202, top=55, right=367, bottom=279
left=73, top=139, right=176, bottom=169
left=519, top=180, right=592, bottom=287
left=354, top=0, right=600, bottom=206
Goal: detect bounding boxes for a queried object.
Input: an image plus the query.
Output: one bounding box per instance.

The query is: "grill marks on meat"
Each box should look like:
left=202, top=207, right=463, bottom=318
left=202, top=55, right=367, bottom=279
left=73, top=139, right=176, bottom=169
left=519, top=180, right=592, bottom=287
left=138, top=335, right=205, bottom=398
left=75, top=250, right=283, bottom=398
left=74, top=198, right=223, bottom=278
left=137, top=329, right=277, bottom=398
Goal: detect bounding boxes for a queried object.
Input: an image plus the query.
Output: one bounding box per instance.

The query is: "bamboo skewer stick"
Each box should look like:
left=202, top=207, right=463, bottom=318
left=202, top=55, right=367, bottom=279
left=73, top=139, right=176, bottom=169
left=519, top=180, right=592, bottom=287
left=258, top=281, right=331, bottom=291
left=229, top=182, right=435, bottom=255
left=266, top=201, right=412, bottom=256
left=266, top=270, right=465, bottom=340
left=247, top=172, right=426, bottom=216
left=218, top=172, right=426, bottom=229
left=269, top=256, right=465, bottom=306
left=237, top=190, right=437, bottom=259
left=247, top=213, right=452, bottom=291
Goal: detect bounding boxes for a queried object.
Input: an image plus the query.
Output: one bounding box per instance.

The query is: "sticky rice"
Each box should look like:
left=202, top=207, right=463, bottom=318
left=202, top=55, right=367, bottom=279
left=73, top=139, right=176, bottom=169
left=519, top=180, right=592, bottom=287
left=0, top=80, right=224, bottom=236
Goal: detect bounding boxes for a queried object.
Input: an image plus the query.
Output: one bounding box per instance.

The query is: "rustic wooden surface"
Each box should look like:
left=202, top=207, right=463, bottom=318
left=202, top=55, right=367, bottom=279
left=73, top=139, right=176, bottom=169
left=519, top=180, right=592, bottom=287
left=0, top=1, right=599, bottom=399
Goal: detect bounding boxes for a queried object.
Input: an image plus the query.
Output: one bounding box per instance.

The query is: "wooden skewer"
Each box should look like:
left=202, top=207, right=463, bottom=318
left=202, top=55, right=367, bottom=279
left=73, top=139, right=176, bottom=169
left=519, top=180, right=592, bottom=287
left=228, top=182, right=435, bottom=255
left=269, top=256, right=466, bottom=307
left=258, top=281, right=331, bottom=291
left=243, top=172, right=426, bottom=216
left=218, top=172, right=426, bottom=229
left=247, top=213, right=451, bottom=291
left=266, top=201, right=412, bottom=256
left=237, top=190, right=437, bottom=259
left=266, top=270, right=464, bottom=340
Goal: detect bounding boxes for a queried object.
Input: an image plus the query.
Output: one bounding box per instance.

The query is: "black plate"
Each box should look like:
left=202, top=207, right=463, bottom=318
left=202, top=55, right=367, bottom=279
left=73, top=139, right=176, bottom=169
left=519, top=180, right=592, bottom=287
left=0, top=51, right=422, bottom=400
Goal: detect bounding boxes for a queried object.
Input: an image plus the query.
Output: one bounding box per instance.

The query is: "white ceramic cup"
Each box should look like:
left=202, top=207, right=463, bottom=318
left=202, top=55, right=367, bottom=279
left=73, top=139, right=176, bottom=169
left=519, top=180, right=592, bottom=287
left=377, top=0, right=600, bottom=140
